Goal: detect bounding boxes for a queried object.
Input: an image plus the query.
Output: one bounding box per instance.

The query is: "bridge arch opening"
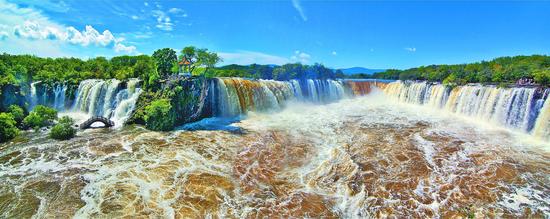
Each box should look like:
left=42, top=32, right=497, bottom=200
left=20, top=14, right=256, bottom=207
left=79, top=116, right=115, bottom=129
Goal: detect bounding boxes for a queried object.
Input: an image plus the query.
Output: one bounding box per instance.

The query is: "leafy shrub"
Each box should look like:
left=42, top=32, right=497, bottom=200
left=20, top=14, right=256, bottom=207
left=144, top=99, right=175, bottom=131
left=23, top=105, right=58, bottom=129
left=49, top=116, right=76, bottom=140
left=0, top=113, right=19, bottom=143
left=7, top=105, right=25, bottom=124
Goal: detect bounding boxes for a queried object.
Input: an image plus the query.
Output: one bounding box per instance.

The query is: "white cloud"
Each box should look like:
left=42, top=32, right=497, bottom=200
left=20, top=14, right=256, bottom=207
left=168, top=7, right=188, bottom=18
left=144, top=2, right=149, bottom=6
left=291, top=0, right=307, bottom=21
left=66, top=26, right=117, bottom=46
left=405, top=47, right=417, bottom=52
left=331, top=51, right=337, bottom=56
left=291, top=50, right=311, bottom=63
left=0, top=31, right=7, bottom=40
left=168, top=8, right=182, bottom=13
left=131, top=15, right=139, bottom=20
left=13, top=20, right=64, bottom=40
left=152, top=10, right=173, bottom=31
left=0, top=0, right=137, bottom=55
left=13, top=21, right=135, bottom=50
left=218, top=51, right=290, bottom=65
left=114, top=42, right=136, bottom=54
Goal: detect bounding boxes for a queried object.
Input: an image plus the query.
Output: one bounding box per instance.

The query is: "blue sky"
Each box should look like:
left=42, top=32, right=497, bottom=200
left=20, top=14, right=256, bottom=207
left=0, top=0, right=549, bottom=69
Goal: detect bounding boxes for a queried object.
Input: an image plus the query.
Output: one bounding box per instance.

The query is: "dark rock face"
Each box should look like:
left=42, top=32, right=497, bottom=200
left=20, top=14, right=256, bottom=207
left=1, top=84, right=25, bottom=112
left=170, top=77, right=213, bottom=124
left=128, top=77, right=214, bottom=128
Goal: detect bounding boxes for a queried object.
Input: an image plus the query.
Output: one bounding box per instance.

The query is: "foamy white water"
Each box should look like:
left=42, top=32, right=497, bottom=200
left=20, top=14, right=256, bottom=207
left=2, top=88, right=548, bottom=218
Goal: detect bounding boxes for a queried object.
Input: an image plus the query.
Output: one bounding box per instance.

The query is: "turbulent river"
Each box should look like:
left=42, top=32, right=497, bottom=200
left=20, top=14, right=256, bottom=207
left=1, top=80, right=550, bottom=218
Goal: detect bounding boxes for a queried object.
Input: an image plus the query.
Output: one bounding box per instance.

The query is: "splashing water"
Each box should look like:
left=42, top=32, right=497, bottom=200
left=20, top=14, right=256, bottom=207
left=26, top=79, right=142, bottom=126
left=209, top=78, right=379, bottom=117
left=1, top=88, right=548, bottom=218
left=384, top=81, right=550, bottom=141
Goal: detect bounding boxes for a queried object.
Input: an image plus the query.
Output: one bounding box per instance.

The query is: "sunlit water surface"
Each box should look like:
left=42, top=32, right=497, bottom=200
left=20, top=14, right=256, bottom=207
left=1, top=91, right=549, bottom=218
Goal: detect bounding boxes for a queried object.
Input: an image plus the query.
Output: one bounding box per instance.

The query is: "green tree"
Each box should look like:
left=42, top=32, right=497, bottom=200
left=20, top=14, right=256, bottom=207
left=49, top=116, right=77, bottom=140
left=114, top=66, right=134, bottom=80
left=23, top=105, right=58, bottom=129
left=152, top=48, right=177, bottom=77
left=534, top=69, right=550, bottom=86
left=179, top=46, right=221, bottom=76
left=0, top=112, right=19, bottom=143
left=134, top=57, right=159, bottom=90
left=144, top=99, right=175, bottom=131
left=7, top=105, right=25, bottom=125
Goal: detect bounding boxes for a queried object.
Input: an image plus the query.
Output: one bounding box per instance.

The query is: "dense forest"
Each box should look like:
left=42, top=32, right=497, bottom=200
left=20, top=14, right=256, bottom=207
left=368, top=55, right=550, bottom=86
left=3, top=48, right=548, bottom=91
left=0, top=47, right=340, bottom=95
left=208, top=63, right=343, bottom=80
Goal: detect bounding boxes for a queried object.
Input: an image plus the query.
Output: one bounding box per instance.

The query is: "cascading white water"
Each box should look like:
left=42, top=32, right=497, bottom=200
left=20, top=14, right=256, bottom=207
left=306, top=79, right=320, bottom=102
left=53, top=84, right=67, bottom=110
left=110, top=79, right=142, bottom=126
left=211, top=78, right=294, bottom=117
left=210, top=78, right=351, bottom=117
left=28, top=81, right=68, bottom=111
left=384, top=81, right=550, bottom=140
left=289, top=80, right=303, bottom=100
left=29, top=81, right=39, bottom=109
left=72, top=79, right=142, bottom=126
left=533, top=89, right=550, bottom=139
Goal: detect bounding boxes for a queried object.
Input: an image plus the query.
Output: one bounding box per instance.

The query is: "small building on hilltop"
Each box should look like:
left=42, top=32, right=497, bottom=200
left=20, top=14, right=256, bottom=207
left=178, top=57, right=192, bottom=77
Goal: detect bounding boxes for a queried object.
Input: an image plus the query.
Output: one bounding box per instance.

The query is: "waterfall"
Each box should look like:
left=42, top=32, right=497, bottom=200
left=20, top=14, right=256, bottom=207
left=110, top=79, right=142, bottom=126
left=72, top=79, right=142, bottom=125
left=29, top=81, right=39, bottom=109
left=533, top=90, right=550, bottom=139
left=344, top=80, right=381, bottom=96
left=53, top=84, right=67, bottom=110
left=290, top=80, right=303, bottom=100
left=384, top=81, right=550, bottom=140
left=210, top=78, right=295, bottom=117
left=25, top=78, right=383, bottom=127
left=209, top=78, right=374, bottom=117
left=292, top=79, right=348, bottom=103
left=28, top=81, right=68, bottom=111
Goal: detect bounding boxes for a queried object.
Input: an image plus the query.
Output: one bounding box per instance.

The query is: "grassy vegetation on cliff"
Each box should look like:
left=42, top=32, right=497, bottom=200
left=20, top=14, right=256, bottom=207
left=144, top=99, right=175, bottom=131
left=129, top=77, right=210, bottom=130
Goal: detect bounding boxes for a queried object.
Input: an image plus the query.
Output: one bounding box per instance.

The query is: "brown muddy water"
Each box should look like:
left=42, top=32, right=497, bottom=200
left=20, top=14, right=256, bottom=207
left=1, top=92, right=549, bottom=218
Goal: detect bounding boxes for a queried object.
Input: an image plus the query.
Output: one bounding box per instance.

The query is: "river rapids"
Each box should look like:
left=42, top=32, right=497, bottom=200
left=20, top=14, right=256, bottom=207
left=1, top=87, right=549, bottom=218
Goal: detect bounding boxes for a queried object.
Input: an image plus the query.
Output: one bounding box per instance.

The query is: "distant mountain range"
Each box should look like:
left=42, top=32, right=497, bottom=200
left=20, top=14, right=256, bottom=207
left=338, top=67, right=386, bottom=75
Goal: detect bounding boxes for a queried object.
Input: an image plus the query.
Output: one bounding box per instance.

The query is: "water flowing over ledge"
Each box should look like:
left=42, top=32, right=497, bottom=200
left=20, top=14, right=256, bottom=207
left=25, top=77, right=383, bottom=127
left=5, top=78, right=550, bottom=218
left=208, top=78, right=378, bottom=117
left=24, top=77, right=550, bottom=140
left=28, top=79, right=142, bottom=126
left=384, top=81, right=550, bottom=140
